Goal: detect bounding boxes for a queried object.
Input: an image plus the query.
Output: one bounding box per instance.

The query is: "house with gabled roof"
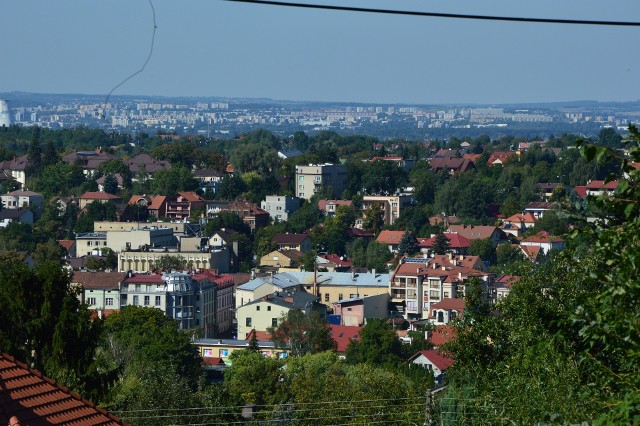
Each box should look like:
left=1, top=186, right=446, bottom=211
left=165, top=192, right=206, bottom=221
left=501, top=212, right=537, bottom=237
left=520, top=231, right=565, bottom=255
left=417, top=233, right=471, bottom=255
left=487, top=150, right=517, bottom=167
left=1, top=190, right=44, bottom=210
left=0, top=155, right=29, bottom=186
left=79, top=192, right=123, bottom=209
left=317, top=199, right=354, bottom=216
left=0, top=352, right=128, bottom=426
left=447, top=225, right=506, bottom=245
left=524, top=201, right=558, bottom=219
left=376, top=230, right=407, bottom=253
left=408, top=349, right=454, bottom=383
left=70, top=271, right=126, bottom=314
left=272, top=233, right=312, bottom=253
left=62, top=149, right=118, bottom=176
left=429, top=157, right=475, bottom=175
left=125, top=153, right=171, bottom=175
left=585, top=179, right=618, bottom=197
left=260, top=249, right=304, bottom=270
left=0, top=209, right=33, bottom=228
left=317, top=254, right=353, bottom=272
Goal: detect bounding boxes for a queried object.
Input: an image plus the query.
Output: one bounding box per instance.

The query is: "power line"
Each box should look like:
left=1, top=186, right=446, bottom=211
left=221, top=0, right=640, bottom=27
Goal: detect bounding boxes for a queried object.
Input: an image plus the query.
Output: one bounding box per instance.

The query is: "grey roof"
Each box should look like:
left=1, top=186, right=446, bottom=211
left=244, top=290, right=320, bottom=310
left=0, top=209, right=31, bottom=219
left=237, top=271, right=390, bottom=291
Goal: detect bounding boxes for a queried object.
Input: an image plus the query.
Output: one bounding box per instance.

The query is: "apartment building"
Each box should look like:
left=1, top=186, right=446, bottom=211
left=295, top=164, right=347, bottom=200
left=358, top=195, right=413, bottom=227
left=261, top=195, right=301, bottom=222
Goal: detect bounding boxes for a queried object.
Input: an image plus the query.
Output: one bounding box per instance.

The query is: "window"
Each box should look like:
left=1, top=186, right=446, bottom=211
left=87, top=241, right=92, bottom=246
left=87, top=297, right=96, bottom=305
left=347, top=308, right=352, bottom=311
left=299, top=184, right=304, bottom=189
left=144, top=296, right=150, bottom=305
left=437, top=311, right=444, bottom=323
left=155, top=296, right=161, bottom=306
left=324, top=294, right=329, bottom=302
left=350, top=294, right=357, bottom=298
left=135, top=284, right=141, bottom=292
left=133, top=295, right=139, bottom=306
left=256, top=306, right=260, bottom=311
left=338, top=293, right=343, bottom=300
left=299, top=176, right=304, bottom=181
left=246, top=317, right=252, bottom=327
left=267, top=306, right=271, bottom=311
left=272, top=318, right=278, bottom=327
left=106, top=298, right=113, bottom=306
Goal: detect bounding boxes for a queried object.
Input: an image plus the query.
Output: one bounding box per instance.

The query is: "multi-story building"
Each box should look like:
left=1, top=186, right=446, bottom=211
left=120, top=271, right=216, bottom=332
left=389, top=256, right=491, bottom=321
left=105, top=227, right=176, bottom=252
left=359, top=195, right=413, bottom=227
left=71, top=271, right=125, bottom=315
left=118, top=247, right=231, bottom=273
left=236, top=290, right=326, bottom=339
left=295, top=164, right=347, bottom=200
left=261, top=195, right=301, bottom=222
left=164, top=192, right=206, bottom=221
left=75, top=232, right=108, bottom=257
left=207, top=200, right=269, bottom=231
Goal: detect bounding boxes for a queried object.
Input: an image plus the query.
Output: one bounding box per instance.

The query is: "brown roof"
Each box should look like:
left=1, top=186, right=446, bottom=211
left=57, top=240, right=75, bottom=252
left=0, top=352, right=128, bottom=425
left=521, top=231, right=564, bottom=243
left=376, top=230, right=406, bottom=245
left=520, top=245, right=542, bottom=261
left=80, top=192, right=122, bottom=201
left=273, top=233, right=309, bottom=245
left=430, top=157, right=475, bottom=173
left=0, top=155, right=29, bottom=171
left=431, top=298, right=465, bottom=312
left=417, top=233, right=471, bottom=249
left=278, top=249, right=305, bottom=261
left=175, top=192, right=205, bottom=203
left=70, top=271, right=126, bottom=289
left=148, top=195, right=167, bottom=210
left=125, top=154, right=171, bottom=174
left=447, top=225, right=502, bottom=241
left=585, top=180, right=618, bottom=190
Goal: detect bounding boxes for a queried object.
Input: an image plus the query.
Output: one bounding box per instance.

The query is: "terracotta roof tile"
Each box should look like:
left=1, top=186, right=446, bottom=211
left=0, top=353, right=128, bottom=425
left=408, top=349, right=454, bottom=371
left=80, top=192, right=122, bottom=201
left=376, top=230, right=406, bottom=245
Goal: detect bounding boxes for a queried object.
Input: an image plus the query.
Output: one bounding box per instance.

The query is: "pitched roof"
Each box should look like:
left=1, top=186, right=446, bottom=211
left=430, top=157, right=474, bottom=172
left=174, top=192, right=205, bottom=203
left=244, top=290, right=320, bottom=310
left=408, top=349, right=454, bottom=371
left=495, top=274, right=520, bottom=288
left=148, top=195, right=167, bottom=210
left=429, top=325, right=456, bottom=347
left=585, top=180, right=618, bottom=190
left=376, top=230, right=406, bottom=245
left=0, top=352, right=128, bottom=425
left=70, top=271, right=125, bottom=289
left=0, top=209, right=31, bottom=220
left=318, top=254, right=353, bottom=267
left=57, top=240, right=75, bottom=252
left=447, top=225, right=501, bottom=240
left=504, top=212, right=537, bottom=224
left=525, top=202, right=558, bottom=210
left=273, top=233, right=309, bottom=245
left=80, top=192, right=122, bottom=201
left=519, top=245, right=542, bottom=261
left=417, top=233, right=471, bottom=249
left=431, top=298, right=465, bottom=312
left=194, top=168, right=225, bottom=178
left=329, top=324, right=361, bottom=353
left=4, top=190, right=43, bottom=197
left=521, top=231, right=564, bottom=243
left=276, top=249, right=305, bottom=261
left=124, top=153, right=171, bottom=173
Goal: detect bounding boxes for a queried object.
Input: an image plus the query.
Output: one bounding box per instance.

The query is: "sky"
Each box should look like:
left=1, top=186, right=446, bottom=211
left=2, top=0, right=640, bottom=105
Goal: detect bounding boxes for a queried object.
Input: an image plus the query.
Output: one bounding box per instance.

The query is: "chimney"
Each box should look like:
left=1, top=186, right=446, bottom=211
left=448, top=252, right=453, bottom=261
left=372, top=268, right=376, bottom=277
left=251, top=269, right=256, bottom=280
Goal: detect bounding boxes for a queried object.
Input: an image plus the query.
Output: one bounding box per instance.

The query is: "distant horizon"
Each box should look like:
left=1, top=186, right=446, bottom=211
left=3, top=90, right=640, bottom=109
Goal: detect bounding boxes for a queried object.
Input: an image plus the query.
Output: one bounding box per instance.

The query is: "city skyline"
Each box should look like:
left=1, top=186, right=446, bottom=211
left=2, top=0, right=640, bottom=105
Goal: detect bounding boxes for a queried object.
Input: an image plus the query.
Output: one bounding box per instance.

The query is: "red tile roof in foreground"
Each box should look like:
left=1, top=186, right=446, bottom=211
left=417, top=233, right=471, bottom=249
left=0, top=352, right=128, bottom=426
left=431, top=298, right=465, bottom=312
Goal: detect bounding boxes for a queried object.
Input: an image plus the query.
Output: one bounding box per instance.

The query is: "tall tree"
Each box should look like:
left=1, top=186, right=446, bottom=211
left=432, top=230, right=451, bottom=255
left=268, top=310, right=336, bottom=357
left=397, top=231, right=418, bottom=256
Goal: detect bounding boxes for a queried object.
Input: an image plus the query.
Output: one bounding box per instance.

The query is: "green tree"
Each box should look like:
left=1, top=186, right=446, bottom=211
left=156, top=254, right=186, bottom=271
left=102, top=174, right=119, bottom=194
left=268, top=310, right=336, bottom=357
left=230, top=143, right=279, bottom=175
left=361, top=160, right=408, bottom=196
left=27, top=127, right=43, bottom=176
left=397, top=231, right=418, bottom=256
left=151, top=165, right=198, bottom=195
left=346, top=319, right=403, bottom=366
left=218, top=174, right=247, bottom=200
left=432, top=230, right=451, bottom=255
left=469, top=238, right=496, bottom=264
left=224, top=350, right=283, bottom=406
left=362, top=203, right=384, bottom=235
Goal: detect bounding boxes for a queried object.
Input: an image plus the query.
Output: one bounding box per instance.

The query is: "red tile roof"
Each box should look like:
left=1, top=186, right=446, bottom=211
left=0, top=352, right=128, bottom=425
left=504, top=212, right=537, bottom=224
left=574, top=186, right=587, bottom=199
left=329, top=325, right=362, bottom=353
left=319, top=254, right=353, bottom=267
left=317, top=199, right=354, bottom=210
left=202, top=357, right=226, bottom=366
left=417, top=233, right=471, bottom=249
left=520, top=245, right=542, bottom=261
left=376, top=230, right=406, bottom=245
left=429, top=325, right=456, bottom=347
left=495, top=274, right=521, bottom=288
left=408, top=349, right=454, bottom=371
left=122, top=274, right=165, bottom=284
left=585, top=180, right=618, bottom=190
left=57, top=240, right=75, bottom=252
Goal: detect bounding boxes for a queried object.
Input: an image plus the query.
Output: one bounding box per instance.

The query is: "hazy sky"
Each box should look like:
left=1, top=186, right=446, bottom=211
left=2, top=0, right=639, bottom=104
